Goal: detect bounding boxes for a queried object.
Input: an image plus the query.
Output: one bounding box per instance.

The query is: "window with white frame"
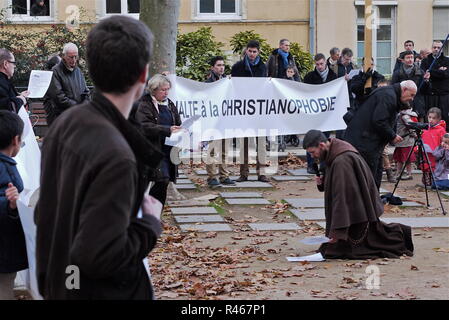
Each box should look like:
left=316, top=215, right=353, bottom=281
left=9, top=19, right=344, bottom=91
left=105, top=0, right=140, bottom=15
left=356, top=5, right=396, bottom=75
left=195, top=0, right=241, bottom=19
left=433, top=4, right=449, bottom=56
left=9, top=0, right=52, bottom=21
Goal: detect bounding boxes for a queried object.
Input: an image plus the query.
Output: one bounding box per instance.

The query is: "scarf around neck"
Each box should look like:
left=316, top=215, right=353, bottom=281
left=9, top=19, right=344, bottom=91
left=318, top=67, right=329, bottom=82
left=278, top=49, right=289, bottom=68
left=244, top=55, right=260, bottom=76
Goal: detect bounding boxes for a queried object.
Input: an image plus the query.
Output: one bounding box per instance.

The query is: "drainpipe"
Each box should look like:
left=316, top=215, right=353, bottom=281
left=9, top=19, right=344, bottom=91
left=309, top=0, right=315, bottom=54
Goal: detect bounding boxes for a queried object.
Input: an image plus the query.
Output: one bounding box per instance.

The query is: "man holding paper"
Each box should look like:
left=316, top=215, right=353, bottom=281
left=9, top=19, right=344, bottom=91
left=303, top=130, right=414, bottom=259
left=0, top=49, right=29, bottom=113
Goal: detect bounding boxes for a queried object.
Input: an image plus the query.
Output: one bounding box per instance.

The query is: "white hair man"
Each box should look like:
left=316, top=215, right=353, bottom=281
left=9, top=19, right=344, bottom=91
left=43, top=42, right=90, bottom=125
left=344, top=80, right=417, bottom=188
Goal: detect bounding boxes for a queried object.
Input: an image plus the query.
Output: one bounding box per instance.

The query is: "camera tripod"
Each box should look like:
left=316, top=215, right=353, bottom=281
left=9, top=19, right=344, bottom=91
left=387, top=130, right=446, bottom=215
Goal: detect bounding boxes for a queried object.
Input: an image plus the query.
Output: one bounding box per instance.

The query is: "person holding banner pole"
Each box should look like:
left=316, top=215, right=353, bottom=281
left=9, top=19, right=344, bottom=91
left=231, top=40, right=270, bottom=183
left=205, top=56, right=235, bottom=188
left=420, top=40, right=449, bottom=131
left=303, top=53, right=336, bottom=174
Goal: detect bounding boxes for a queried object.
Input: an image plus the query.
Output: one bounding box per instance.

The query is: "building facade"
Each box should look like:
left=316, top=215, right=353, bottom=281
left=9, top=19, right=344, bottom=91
left=1, top=0, right=448, bottom=75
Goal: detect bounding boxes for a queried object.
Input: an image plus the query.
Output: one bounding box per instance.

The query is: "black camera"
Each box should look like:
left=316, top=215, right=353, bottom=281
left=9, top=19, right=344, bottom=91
left=406, top=122, right=428, bottom=131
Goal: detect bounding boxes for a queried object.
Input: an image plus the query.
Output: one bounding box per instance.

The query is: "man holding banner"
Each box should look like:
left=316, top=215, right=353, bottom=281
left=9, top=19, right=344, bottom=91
left=231, top=40, right=270, bottom=183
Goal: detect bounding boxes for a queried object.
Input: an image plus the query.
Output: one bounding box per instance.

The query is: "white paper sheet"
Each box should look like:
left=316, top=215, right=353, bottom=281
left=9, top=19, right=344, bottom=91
left=286, top=252, right=325, bottom=262
left=300, top=236, right=330, bottom=245
left=348, top=69, right=361, bottom=80
left=27, top=70, right=53, bottom=98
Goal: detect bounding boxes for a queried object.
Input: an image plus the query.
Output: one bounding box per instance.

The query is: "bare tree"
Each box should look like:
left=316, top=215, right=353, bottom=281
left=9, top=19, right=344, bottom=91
left=140, top=0, right=180, bottom=75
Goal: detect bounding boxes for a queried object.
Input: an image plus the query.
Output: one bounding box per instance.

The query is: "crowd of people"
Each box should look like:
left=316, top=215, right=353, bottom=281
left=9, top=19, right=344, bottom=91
left=0, top=15, right=448, bottom=299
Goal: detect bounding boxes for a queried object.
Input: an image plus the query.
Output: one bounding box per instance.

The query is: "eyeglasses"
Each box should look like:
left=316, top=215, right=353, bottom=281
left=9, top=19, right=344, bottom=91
left=7, top=60, right=17, bottom=65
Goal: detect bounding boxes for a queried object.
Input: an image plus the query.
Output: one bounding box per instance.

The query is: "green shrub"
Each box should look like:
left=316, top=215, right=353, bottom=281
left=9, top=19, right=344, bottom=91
left=229, top=30, right=272, bottom=62
left=289, top=42, right=314, bottom=79
left=176, top=27, right=226, bottom=81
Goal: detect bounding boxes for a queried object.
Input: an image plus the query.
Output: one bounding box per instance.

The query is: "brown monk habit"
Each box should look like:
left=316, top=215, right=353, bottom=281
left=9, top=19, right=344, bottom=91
left=318, top=138, right=414, bottom=259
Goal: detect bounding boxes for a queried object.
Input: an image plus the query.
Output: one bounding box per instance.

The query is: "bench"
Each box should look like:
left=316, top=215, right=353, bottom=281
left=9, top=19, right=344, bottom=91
left=29, top=101, right=48, bottom=137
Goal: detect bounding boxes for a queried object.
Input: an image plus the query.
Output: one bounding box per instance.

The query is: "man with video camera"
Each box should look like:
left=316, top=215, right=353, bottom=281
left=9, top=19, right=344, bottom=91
left=344, top=80, right=417, bottom=188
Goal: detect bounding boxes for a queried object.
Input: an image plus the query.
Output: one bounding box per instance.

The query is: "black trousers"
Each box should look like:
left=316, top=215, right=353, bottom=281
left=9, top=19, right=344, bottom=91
left=149, top=181, right=169, bottom=206
left=359, top=150, right=384, bottom=190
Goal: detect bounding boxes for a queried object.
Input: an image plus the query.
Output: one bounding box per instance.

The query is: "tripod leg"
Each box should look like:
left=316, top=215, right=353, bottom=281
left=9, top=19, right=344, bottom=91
left=421, top=148, right=447, bottom=215
left=391, top=140, right=416, bottom=196
left=417, top=144, right=431, bottom=207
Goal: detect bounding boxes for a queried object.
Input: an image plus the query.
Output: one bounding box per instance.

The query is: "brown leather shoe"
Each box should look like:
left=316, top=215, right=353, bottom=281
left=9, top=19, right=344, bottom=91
left=258, top=175, right=270, bottom=182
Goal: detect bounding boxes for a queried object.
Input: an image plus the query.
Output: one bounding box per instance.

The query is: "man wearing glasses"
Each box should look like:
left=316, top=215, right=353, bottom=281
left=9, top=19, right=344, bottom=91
left=421, top=40, right=449, bottom=131
left=44, top=43, right=90, bottom=126
left=0, top=48, right=29, bottom=113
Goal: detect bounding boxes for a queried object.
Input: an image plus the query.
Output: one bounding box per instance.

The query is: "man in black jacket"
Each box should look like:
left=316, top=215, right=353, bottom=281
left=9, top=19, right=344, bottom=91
left=266, top=39, right=300, bottom=81
left=0, top=49, right=29, bottom=113
left=350, top=57, right=385, bottom=109
left=303, top=53, right=336, bottom=173
left=231, top=40, right=269, bottom=182
left=304, top=53, right=337, bottom=84
left=344, top=80, right=417, bottom=188
left=35, top=15, right=163, bottom=300
left=392, top=50, right=426, bottom=120
left=43, top=43, right=89, bottom=125
left=393, top=40, right=419, bottom=73
left=421, top=40, right=449, bottom=130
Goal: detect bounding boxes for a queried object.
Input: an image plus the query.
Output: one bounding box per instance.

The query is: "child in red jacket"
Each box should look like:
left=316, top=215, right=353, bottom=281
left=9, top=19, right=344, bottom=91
left=421, top=107, right=447, bottom=185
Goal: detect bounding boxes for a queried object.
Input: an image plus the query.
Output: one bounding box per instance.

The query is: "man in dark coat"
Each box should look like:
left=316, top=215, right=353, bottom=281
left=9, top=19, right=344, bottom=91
left=303, top=53, right=336, bottom=173
left=393, top=40, right=419, bottom=73
left=231, top=40, right=269, bottom=182
left=349, top=57, right=385, bottom=110
left=30, top=0, right=48, bottom=16
left=35, top=16, right=163, bottom=300
left=303, top=130, right=414, bottom=259
left=392, top=50, right=427, bottom=120
left=303, top=53, right=337, bottom=85
left=421, top=40, right=449, bottom=130
left=266, top=39, right=300, bottom=81
left=0, top=48, right=29, bottom=113
left=344, top=80, right=417, bottom=188
left=43, top=43, right=90, bottom=125
left=204, top=56, right=235, bottom=187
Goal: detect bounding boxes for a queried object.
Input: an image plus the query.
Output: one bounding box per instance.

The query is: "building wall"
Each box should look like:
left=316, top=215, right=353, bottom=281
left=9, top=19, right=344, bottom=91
left=396, top=0, right=433, bottom=53
left=179, top=0, right=310, bottom=49
left=316, top=0, right=434, bottom=59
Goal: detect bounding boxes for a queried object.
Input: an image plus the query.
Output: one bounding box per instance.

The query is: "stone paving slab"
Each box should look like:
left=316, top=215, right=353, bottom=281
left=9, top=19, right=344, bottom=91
left=400, top=201, right=424, bottom=207
left=221, top=181, right=273, bottom=189
left=171, top=207, right=218, bottom=215
left=284, top=198, right=324, bottom=208
left=290, top=209, right=326, bottom=221
left=179, top=224, right=233, bottom=232
left=287, top=169, right=315, bottom=176
left=226, top=198, right=271, bottom=205
left=220, top=192, right=263, bottom=198
left=272, top=175, right=311, bottom=181
left=178, top=174, right=188, bottom=179
left=176, top=179, right=194, bottom=184
left=442, top=192, right=449, bottom=197
left=175, top=184, right=197, bottom=190
left=381, top=217, right=449, bottom=228
left=175, top=215, right=225, bottom=223
left=178, top=169, right=184, bottom=174
left=248, top=223, right=301, bottom=231
left=194, top=169, right=258, bottom=175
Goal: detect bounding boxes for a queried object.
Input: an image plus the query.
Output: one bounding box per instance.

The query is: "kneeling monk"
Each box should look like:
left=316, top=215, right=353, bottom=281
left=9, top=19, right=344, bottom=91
left=303, top=130, right=414, bottom=259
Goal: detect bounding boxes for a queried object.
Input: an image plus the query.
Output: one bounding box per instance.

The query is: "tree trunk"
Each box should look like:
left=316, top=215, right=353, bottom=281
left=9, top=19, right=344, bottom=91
left=140, top=0, right=180, bottom=75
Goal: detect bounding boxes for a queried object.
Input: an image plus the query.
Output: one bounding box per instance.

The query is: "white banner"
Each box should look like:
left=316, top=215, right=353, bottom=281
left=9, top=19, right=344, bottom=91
left=167, top=75, right=349, bottom=141
left=15, top=107, right=42, bottom=300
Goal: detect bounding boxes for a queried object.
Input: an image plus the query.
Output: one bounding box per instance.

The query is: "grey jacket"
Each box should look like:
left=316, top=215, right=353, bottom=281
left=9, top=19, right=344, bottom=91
left=43, top=61, right=89, bottom=123
left=433, top=146, right=449, bottom=181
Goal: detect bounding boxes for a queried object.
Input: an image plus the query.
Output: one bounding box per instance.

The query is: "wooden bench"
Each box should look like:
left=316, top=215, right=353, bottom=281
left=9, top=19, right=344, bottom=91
left=29, top=101, right=48, bottom=137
